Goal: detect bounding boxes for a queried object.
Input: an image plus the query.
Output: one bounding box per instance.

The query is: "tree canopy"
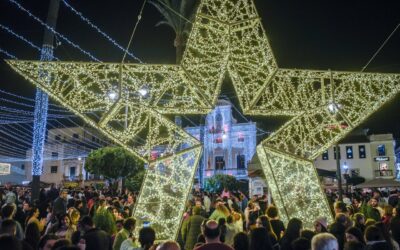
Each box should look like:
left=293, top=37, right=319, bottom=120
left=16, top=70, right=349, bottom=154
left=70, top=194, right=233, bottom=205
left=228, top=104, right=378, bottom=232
left=204, top=174, right=240, bottom=193
left=85, top=147, right=145, bottom=180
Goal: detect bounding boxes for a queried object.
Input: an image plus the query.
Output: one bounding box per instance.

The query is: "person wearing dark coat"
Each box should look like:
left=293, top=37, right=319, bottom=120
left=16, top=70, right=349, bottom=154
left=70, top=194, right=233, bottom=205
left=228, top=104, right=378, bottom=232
left=329, top=213, right=347, bottom=250
left=280, top=218, right=302, bottom=250
left=52, top=190, right=67, bottom=217
left=390, top=206, right=400, bottom=246
left=182, top=207, right=206, bottom=250
left=76, top=215, right=112, bottom=250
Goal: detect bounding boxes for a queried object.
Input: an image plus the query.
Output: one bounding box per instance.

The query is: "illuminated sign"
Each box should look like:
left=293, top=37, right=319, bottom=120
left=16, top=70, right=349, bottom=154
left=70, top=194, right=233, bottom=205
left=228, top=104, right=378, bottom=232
left=0, top=163, right=11, bottom=175
left=374, top=157, right=390, bottom=162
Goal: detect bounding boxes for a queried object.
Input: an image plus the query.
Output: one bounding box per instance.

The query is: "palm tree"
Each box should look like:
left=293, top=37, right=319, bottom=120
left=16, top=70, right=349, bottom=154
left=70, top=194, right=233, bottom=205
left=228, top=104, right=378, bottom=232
left=149, top=0, right=198, bottom=64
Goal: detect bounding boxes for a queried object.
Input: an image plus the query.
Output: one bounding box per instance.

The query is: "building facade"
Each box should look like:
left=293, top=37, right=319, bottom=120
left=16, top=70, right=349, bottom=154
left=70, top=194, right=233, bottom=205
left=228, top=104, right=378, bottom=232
left=25, top=127, right=105, bottom=185
left=314, top=133, right=397, bottom=181
left=184, top=100, right=257, bottom=186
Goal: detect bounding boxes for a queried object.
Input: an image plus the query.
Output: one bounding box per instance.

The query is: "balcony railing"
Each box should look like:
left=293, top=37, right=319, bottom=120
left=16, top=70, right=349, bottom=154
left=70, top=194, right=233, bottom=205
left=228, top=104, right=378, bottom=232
left=63, top=175, right=82, bottom=181
left=374, top=170, right=393, bottom=178
left=203, top=168, right=247, bottom=177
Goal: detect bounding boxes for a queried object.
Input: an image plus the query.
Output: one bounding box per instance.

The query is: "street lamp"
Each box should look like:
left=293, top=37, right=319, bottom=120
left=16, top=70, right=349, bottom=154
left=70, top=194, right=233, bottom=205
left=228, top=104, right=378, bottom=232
left=343, top=162, right=350, bottom=194
left=328, top=101, right=341, bottom=114
left=138, top=85, right=150, bottom=98
left=108, top=91, right=118, bottom=101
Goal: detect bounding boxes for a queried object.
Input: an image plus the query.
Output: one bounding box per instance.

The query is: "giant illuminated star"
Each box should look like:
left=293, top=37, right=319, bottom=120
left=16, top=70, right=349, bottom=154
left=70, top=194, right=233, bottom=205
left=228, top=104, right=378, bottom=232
left=7, top=0, right=400, bottom=240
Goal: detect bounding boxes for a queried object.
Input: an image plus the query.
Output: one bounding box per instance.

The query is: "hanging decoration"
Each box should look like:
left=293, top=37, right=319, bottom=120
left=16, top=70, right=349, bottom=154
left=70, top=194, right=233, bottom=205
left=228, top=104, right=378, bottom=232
left=7, top=0, right=400, bottom=240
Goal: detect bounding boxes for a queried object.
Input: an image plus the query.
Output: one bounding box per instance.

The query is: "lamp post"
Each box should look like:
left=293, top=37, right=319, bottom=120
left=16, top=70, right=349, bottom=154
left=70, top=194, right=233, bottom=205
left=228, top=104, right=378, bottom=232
left=343, top=162, right=349, bottom=194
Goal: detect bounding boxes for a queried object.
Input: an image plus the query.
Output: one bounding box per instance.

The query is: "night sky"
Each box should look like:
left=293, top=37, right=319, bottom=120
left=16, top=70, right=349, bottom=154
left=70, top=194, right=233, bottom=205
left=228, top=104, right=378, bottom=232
left=1, top=0, right=400, bottom=139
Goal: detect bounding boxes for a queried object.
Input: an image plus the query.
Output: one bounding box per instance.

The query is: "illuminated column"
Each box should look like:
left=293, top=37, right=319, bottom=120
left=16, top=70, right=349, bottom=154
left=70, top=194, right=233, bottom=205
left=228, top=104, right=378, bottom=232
left=31, top=0, right=60, bottom=200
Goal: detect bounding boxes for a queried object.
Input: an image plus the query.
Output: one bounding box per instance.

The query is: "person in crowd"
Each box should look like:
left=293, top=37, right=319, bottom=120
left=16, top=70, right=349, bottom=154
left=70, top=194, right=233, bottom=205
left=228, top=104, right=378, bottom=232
left=0, top=219, right=17, bottom=236
left=382, top=205, right=393, bottom=227
left=291, top=237, right=310, bottom=250
left=364, top=225, right=391, bottom=250
left=344, top=241, right=365, bottom=250
left=1, top=203, right=24, bottom=240
left=51, top=238, right=73, bottom=249
left=345, top=227, right=365, bottom=245
left=391, top=205, right=400, bottom=246
left=350, top=197, right=362, bottom=214
left=77, top=215, right=112, bottom=250
left=24, top=222, right=41, bottom=249
left=280, top=218, right=302, bottom=250
left=225, top=215, right=239, bottom=246
left=181, top=206, right=205, bottom=250
left=136, top=227, right=156, bottom=250
left=93, top=204, right=117, bottom=235
left=209, top=203, right=230, bottom=222
left=374, top=222, right=399, bottom=250
left=26, top=206, right=47, bottom=233
left=314, top=217, right=328, bottom=234
left=363, top=198, right=382, bottom=221
left=329, top=213, right=347, bottom=250
left=266, top=205, right=285, bottom=240
left=156, top=241, right=181, bottom=250
left=124, top=195, right=135, bottom=216
left=38, top=234, right=59, bottom=250
left=232, top=211, right=244, bottom=232
left=244, top=202, right=260, bottom=230
left=113, top=217, right=136, bottom=250
left=311, top=233, right=338, bottom=250
left=388, top=190, right=400, bottom=208
left=249, top=227, right=273, bottom=250
left=53, top=190, right=68, bottom=217
left=300, top=229, right=315, bottom=242
left=352, top=213, right=366, bottom=233
left=221, top=188, right=231, bottom=199
left=0, top=234, right=22, bottom=250
left=17, top=200, right=32, bottom=230
left=256, top=215, right=278, bottom=249
left=48, top=214, right=75, bottom=239
left=194, top=220, right=233, bottom=250
left=203, top=193, right=211, bottom=215
left=233, top=232, right=248, bottom=250
left=334, top=201, right=348, bottom=216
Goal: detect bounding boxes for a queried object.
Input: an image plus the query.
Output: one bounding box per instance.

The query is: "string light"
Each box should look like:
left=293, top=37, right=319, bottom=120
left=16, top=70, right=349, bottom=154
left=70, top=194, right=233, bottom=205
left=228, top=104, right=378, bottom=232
left=8, top=0, right=100, bottom=62
left=8, top=0, right=400, bottom=237
left=0, top=47, right=17, bottom=59
left=61, top=0, right=142, bottom=63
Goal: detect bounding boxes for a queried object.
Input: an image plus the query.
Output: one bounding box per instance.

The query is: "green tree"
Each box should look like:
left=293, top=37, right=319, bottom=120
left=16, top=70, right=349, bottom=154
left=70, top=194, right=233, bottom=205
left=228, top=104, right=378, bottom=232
left=205, top=174, right=240, bottom=193
left=149, top=0, right=198, bottom=63
left=85, top=147, right=145, bottom=188
left=125, top=170, right=146, bottom=192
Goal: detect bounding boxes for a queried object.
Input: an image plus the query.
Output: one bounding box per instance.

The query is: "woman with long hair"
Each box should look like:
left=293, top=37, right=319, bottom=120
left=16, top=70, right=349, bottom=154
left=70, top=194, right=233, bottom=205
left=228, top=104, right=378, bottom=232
left=280, top=218, right=303, bottom=250
left=233, top=232, right=249, bottom=250
left=345, top=227, right=365, bottom=245
left=249, top=227, right=273, bottom=250
left=209, top=203, right=230, bottom=221
left=48, top=214, right=75, bottom=240
left=256, top=215, right=279, bottom=249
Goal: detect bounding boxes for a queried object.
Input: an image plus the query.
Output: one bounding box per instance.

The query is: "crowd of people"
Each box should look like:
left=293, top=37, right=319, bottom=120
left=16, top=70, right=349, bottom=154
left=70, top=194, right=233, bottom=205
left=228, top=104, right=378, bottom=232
left=0, top=183, right=400, bottom=250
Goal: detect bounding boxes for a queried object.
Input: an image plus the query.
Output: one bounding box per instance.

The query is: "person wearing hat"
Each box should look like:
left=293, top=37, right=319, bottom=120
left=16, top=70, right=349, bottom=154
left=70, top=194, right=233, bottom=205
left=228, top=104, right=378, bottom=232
left=314, top=217, right=328, bottom=234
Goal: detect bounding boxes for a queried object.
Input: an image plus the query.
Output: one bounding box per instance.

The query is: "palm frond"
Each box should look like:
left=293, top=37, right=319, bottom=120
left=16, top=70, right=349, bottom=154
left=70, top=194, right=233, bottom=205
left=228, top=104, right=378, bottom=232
left=149, top=0, right=198, bottom=34
left=155, top=20, right=175, bottom=29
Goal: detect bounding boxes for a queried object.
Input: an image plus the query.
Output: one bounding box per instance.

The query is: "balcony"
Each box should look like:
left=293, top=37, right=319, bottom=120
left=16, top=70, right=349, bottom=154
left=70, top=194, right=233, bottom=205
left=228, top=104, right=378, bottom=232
left=63, top=175, right=82, bottom=182
left=203, top=168, right=248, bottom=178
left=374, top=170, right=393, bottom=178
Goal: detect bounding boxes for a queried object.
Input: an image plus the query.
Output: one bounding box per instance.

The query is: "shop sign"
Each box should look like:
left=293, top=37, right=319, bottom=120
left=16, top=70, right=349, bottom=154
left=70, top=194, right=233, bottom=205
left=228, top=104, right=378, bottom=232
left=374, top=157, right=389, bottom=162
